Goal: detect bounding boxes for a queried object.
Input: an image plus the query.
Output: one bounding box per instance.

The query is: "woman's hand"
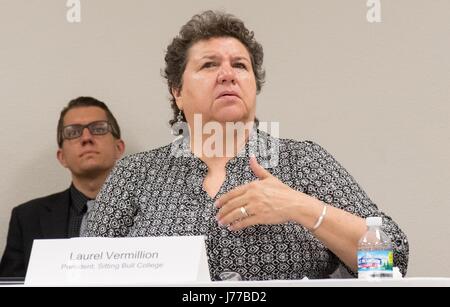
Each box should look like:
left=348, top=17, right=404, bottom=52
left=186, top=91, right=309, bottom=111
left=215, top=157, right=367, bottom=272
left=215, top=157, right=309, bottom=231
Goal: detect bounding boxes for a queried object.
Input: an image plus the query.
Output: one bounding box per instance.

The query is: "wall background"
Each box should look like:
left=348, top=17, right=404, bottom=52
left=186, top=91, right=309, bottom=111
left=0, top=0, right=449, bottom=277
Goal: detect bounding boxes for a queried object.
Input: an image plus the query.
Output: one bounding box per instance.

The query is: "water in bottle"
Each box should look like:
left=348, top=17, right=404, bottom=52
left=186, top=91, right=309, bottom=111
left=357, top=217, right=393, bottom=279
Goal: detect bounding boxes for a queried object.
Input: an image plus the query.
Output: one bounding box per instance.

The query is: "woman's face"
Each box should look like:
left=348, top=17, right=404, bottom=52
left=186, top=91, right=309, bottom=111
left=173, top=37, right=257, bottom=126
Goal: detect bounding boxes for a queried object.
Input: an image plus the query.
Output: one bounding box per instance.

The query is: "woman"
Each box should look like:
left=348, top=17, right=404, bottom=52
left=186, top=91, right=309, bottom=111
left=84, top=11, right=409, bottom=280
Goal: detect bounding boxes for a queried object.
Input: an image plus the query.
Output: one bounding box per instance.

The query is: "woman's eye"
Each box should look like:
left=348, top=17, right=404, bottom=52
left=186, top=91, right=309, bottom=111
left=202, top=62, right=216, bottom=69
left=234, top=63, right=247, bottom=70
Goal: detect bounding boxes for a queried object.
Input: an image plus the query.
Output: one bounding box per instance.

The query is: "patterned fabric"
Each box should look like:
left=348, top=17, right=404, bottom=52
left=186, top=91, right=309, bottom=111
left=68, top=185, right=90, bottom=238
left=79, top=200, right=96, bottom=237
left=83, top=130, right=409, bottom=280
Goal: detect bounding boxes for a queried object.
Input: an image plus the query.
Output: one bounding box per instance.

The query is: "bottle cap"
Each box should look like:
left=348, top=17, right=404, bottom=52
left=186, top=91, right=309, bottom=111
left=393, top=267, right=403, bottom=279
left=366, top=216, right=382, bottom=227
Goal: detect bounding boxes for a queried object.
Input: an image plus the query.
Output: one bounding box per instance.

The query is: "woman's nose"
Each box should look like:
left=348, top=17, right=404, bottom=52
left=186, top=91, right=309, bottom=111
left=217, top=64, right=236, bottom=85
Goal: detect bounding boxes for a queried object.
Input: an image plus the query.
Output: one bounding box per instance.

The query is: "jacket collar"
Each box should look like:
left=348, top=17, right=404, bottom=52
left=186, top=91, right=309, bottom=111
left=40, top=188, right=71, bottom=238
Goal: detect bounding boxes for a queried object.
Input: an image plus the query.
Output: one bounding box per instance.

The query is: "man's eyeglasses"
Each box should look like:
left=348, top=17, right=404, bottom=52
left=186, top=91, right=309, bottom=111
left=62, top=121, right=113, bottom=141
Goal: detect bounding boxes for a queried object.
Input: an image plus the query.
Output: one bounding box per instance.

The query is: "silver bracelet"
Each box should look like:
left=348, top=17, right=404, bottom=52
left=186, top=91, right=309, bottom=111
left=312, top=204, right=327, bottom=231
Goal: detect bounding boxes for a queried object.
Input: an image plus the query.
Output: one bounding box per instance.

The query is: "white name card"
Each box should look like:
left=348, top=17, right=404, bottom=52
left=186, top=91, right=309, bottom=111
left=25, top=236, right=211, bottom=286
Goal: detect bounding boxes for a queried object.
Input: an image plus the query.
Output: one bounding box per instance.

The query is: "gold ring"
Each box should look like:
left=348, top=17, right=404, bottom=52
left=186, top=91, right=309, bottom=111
left=240, top=206, right=249, bottom=218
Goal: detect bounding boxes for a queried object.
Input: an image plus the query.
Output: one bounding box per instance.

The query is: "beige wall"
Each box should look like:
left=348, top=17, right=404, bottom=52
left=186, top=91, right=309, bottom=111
left=0, top=0, right=449, bottom=277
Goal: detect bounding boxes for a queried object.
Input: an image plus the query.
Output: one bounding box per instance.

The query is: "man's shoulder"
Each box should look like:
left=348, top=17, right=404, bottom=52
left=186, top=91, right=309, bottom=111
left=13, top=189, right=70, bottom=215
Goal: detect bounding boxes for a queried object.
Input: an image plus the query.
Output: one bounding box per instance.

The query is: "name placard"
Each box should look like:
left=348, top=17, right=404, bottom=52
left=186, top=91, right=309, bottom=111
left=25, top=236, right=211, bottom=286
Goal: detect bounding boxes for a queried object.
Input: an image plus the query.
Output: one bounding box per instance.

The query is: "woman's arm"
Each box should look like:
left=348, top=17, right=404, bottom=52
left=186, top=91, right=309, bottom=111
left=289, top=195, right=367, bottom=272
left=82, top=155, right=139, bottom=237
left=216, top=158, right=365, bottom=271
left=216, top=143, right=409, bottom=276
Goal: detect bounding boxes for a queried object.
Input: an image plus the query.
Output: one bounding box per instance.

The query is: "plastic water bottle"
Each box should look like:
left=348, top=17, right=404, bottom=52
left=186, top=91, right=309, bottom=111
left=357, top=217, right=393, bottom=279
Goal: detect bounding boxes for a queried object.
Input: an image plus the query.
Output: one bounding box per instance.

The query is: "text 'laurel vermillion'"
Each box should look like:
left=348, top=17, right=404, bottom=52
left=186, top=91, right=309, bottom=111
left=69, top=251, right=159, bottom=261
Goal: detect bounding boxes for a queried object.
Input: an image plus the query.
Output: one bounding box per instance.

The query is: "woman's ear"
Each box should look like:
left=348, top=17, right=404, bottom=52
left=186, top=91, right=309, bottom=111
left=171, top=87, right=183, bottom=110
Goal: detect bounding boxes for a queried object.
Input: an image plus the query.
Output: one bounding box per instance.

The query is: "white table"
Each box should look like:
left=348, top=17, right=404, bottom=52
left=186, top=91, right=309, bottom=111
left=2, top=277, right=449, bottom=287
left=145, top=277, right=449, bottom=287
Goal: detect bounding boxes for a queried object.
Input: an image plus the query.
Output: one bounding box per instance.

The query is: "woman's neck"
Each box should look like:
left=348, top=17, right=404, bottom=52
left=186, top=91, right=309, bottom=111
left=189, top=120, right=253, bottom=161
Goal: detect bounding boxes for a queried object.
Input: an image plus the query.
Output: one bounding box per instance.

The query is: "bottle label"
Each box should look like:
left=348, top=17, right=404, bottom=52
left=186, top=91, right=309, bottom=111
left=357, top=250, right=393, bottom=279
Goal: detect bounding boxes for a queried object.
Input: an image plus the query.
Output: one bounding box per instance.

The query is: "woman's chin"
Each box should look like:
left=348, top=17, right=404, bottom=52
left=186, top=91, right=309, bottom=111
left=214, top=114, right=247, bottom=124
left=212, top=108, right=249, bottom=124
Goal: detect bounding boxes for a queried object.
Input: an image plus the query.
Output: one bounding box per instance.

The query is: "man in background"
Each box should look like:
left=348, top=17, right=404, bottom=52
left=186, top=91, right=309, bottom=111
left=0, top=96, right=125, bottom=277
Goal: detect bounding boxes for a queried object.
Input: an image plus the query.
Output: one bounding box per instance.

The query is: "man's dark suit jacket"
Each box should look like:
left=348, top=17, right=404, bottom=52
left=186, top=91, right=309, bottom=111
left=0, top=189, right=70, bottom=277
